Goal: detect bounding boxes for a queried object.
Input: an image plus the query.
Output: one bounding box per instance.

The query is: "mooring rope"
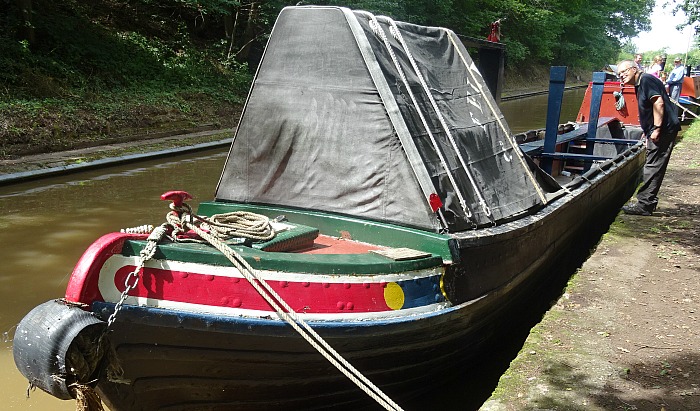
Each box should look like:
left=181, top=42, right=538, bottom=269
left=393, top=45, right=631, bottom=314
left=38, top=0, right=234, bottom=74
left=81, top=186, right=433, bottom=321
left=173, top=207, right=403, bottom=411
left=192, top=210, right=276, bottom=241
left=70, top=384, right=104, bottom=411
left=669, top=97, right=699, bottom=119
left=110, top=204, right=403, bottom=411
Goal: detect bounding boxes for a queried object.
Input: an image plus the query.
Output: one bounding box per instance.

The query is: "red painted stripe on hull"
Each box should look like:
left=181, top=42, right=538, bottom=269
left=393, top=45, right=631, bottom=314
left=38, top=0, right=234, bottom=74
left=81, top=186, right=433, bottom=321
left=114, top=265, right=392, bottom=313
left=66, top=232, right=148, bottom=304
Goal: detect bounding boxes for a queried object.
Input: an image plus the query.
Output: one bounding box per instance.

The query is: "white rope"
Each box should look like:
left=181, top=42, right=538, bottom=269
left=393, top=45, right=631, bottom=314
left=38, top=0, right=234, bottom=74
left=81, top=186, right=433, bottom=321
left=443, top=29, right=548, bottom=206
left=670, top=97, right=699, bottom=119
left=198, top=211, right=276, bottom=241
left=120, top=224, right=154, bottom=234
left=379, top=16, right=493, bottom=220
left=171, top=207, right=404, bottom=411
left=359, top=11, right=473, bottom=222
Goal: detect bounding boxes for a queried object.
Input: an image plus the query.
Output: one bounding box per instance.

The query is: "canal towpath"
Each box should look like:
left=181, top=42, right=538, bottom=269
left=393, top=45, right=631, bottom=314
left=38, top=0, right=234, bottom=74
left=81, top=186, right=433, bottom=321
left=0, top=127, right=234, bottom=185
left=480, top=131, right=700, bottom=410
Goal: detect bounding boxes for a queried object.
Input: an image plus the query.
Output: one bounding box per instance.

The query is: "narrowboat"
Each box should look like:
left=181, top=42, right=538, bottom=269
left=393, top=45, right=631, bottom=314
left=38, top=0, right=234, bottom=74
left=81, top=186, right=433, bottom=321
left=13, top=6, right=646, bottom=410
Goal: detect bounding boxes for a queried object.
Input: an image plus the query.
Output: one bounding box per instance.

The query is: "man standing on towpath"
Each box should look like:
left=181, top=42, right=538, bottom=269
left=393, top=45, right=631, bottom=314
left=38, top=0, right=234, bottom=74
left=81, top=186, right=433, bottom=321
left=616, top=59, right=681, bottom=216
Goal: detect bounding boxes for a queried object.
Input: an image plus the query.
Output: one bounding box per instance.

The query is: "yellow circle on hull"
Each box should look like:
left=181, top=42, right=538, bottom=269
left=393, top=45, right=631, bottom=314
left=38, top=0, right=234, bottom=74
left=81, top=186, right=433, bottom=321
left=384, top=282, right=404, bottom=310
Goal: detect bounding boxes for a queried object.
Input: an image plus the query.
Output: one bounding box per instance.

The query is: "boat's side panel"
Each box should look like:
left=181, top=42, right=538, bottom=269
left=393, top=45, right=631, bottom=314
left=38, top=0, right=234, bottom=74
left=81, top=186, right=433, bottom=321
left=444, top=144, right=644, bottom=303
left=91, top=295, right=498, bottom=411
left=576, top=82, right=639, bottom=125
left=120, top=239, right=445, bottom=275
left=95, top=254, right=447, bottom=318
left=88, top=144, right=645, bottom=411
left=681, top=75, right=700, bottom=99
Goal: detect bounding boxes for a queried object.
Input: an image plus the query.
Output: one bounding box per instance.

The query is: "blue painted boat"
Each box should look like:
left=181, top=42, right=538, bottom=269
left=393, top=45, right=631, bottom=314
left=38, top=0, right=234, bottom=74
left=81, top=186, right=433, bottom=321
left=13, top=6, right=645, bottom=410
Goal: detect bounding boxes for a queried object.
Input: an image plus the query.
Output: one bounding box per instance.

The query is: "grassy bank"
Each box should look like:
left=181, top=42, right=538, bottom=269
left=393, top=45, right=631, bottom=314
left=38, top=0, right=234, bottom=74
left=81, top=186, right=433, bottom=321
left=0, top=1, right=250, bottom=159
left=0, top=1, right=592, bottom=161
left=0, top=62, right=590, bottom=160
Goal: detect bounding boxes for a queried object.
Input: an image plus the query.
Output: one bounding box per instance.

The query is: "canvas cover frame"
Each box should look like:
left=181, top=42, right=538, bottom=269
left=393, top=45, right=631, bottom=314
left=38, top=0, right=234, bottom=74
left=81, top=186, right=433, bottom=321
left=216, top=6, right=557, bottom=232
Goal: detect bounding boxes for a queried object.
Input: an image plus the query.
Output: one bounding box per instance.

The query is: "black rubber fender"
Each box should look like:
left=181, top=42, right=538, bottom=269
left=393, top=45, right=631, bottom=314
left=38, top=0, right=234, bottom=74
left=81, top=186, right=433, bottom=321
left=13, top=299, right=106, bottom=400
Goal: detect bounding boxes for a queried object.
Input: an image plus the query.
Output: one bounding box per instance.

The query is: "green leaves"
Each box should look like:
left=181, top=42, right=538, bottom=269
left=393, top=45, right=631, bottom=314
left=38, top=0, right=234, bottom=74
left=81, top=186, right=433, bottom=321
left=672, top=0, right=700, bottom=26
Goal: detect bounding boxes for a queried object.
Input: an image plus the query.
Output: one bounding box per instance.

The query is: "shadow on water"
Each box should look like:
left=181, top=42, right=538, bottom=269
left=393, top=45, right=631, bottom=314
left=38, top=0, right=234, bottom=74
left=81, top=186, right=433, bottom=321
left=405, top=213, right=621, bottom=410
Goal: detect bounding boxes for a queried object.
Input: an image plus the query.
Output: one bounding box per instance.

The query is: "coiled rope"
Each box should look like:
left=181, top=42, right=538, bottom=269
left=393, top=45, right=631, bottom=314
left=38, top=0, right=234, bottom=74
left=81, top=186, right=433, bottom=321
left=195, top=211, right=275, bottom=241
left=114, top=203, right=403, bottom=411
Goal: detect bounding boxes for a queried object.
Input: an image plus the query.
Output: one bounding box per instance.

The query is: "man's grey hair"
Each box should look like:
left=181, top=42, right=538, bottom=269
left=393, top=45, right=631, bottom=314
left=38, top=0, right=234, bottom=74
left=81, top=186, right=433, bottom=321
left=617, top=59, right=635, bottom=70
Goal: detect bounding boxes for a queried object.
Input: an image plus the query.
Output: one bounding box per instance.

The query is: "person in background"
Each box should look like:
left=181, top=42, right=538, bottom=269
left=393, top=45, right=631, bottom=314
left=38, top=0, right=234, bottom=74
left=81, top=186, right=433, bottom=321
left=487, top=19, right=502, bottom=42
left=634, top=53, right=644, bottom=70
left=645, top=55, right=662, bottom=77
left=616, top=60, right=681, bottom=216
left=666, top=57, right=686, bottom=114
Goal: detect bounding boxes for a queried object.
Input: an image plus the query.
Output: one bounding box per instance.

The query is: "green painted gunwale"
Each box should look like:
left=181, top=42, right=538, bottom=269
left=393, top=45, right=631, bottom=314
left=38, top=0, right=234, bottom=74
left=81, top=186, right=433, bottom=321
left=120, top=240, right=443, bottom=274
left=198, top=201, right=456, bottom=262
left=117, top=202, right=455, bottom=274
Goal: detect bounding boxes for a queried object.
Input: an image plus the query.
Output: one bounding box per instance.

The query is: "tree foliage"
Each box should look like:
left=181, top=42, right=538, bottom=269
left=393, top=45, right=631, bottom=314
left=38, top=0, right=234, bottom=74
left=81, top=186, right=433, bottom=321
left=1, top=0, right=660, bottom=95
left=310, top=0, right=654, bottom=69
left=672, top=0, right=700, bottom=26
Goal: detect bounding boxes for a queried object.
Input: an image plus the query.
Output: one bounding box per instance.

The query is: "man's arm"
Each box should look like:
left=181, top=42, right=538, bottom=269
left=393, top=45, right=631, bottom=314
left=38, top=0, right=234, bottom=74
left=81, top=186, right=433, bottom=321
left=649, top=95, right=664, bottom=143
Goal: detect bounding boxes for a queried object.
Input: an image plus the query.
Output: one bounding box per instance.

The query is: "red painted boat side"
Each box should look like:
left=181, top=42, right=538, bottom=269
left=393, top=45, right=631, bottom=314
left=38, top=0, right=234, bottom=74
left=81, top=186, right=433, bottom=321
left=65, top=232, right=147, bottom=304
left=576, top=81, right=639, bottom=126
left=681, top=76, right=700, bottom=99
left=112, top=262, right=394, bottom=313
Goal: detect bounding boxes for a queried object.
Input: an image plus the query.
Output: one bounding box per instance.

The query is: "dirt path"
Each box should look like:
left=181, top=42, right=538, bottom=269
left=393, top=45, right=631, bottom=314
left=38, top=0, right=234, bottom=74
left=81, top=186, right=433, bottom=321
left=481, top=134, right=700, bottom=410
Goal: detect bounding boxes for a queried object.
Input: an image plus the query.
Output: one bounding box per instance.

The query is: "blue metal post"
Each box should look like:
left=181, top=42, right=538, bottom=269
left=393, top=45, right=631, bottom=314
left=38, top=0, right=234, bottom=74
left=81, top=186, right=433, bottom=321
left=541, top=66, right=568, bottom=175
left=583, top=71, right=606, bottom=170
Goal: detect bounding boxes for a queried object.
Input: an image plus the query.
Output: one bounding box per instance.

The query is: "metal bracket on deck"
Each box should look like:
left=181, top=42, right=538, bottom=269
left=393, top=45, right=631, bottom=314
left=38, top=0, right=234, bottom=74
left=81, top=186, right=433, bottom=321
left=582, top=72, right=607, bottom=171
left=541, top=66, right=567, bottom=175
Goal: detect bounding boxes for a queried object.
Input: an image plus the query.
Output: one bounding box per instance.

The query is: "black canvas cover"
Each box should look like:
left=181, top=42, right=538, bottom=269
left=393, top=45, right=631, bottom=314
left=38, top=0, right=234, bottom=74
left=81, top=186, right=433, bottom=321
left=216, top=6, right=554, bottom=232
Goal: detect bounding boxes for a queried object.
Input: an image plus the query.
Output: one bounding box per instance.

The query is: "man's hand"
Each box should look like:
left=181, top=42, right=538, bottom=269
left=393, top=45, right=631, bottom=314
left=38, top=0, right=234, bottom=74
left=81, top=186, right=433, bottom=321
left=650, top=128, right=661, bottom=143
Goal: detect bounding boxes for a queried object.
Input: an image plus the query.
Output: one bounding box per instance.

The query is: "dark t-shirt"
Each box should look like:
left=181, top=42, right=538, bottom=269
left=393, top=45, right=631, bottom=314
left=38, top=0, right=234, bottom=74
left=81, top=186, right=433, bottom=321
left=635, top=73, right=681, bottom=137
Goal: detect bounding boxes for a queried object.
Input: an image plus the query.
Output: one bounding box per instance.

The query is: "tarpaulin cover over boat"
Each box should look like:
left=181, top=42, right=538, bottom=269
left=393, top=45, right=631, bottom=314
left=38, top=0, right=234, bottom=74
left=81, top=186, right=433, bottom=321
left=216, top=6, right=553, bottom=232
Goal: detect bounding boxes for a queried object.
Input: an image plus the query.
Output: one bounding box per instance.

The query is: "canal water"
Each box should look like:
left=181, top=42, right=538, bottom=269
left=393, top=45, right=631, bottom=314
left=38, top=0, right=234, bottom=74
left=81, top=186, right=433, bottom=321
left=0, top=89, right=587, bottom=410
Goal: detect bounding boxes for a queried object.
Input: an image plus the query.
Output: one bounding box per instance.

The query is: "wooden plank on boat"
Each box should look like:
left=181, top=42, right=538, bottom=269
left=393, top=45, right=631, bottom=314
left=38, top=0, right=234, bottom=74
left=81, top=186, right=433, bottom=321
left=538, top=152, right=611, bottom=161
left=520, top=116, right=618, bottom=155
left=370, top=247, right=432, bottom=261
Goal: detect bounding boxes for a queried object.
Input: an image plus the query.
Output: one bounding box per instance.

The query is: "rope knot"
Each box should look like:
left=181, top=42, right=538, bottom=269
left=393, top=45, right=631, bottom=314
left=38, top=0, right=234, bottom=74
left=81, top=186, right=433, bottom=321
left=613, top=91, right=625, bottom=111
